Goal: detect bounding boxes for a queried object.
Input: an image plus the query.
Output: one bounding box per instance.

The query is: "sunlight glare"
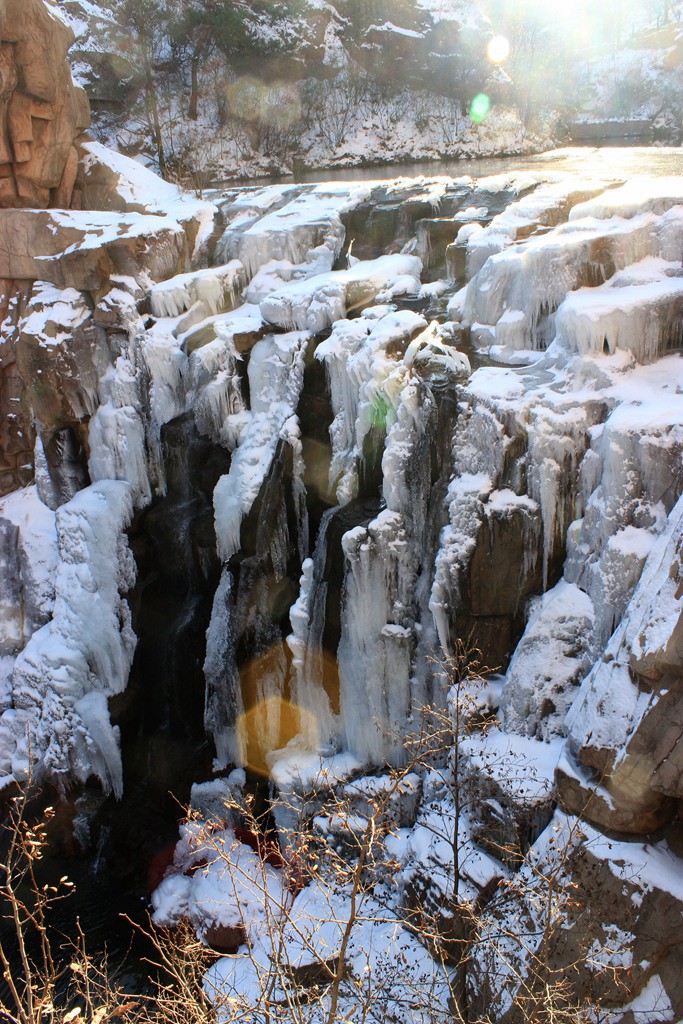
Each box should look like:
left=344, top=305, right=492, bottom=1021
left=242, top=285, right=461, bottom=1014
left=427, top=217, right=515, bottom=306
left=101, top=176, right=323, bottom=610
left=487, top=35, right=510, bottom=64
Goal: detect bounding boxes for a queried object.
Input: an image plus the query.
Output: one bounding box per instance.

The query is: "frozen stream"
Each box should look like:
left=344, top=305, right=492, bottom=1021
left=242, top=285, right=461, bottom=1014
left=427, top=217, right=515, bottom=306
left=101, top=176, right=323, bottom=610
left=224, top=146, right=683, bottom=187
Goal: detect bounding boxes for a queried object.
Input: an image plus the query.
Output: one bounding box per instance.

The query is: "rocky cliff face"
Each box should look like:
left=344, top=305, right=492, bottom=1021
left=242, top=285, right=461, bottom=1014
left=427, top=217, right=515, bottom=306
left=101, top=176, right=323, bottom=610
left=0, top=0, right=89, bottom=208
left=0, top=0, right=91, bottom=494
left=0, top=2, right=682, bottom=1020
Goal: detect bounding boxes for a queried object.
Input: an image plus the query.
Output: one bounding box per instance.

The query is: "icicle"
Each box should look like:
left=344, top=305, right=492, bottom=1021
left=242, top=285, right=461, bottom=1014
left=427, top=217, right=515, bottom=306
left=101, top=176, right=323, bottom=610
left=280, top=416, right=309, bottom=564
left=204, top=570, right=245, bottom=769
left=149, top=262, right=246, bottom=319
left=1, top=482, right=136, bottom=797
left=555, top=259, right=683, bottom=365
left=287, top=509, right=338, bottom=751
left=338, top=510, right=417, bottom=765
left=213, top=331, right=310, bottom=561
left=462, top=209, right=683, bottom=355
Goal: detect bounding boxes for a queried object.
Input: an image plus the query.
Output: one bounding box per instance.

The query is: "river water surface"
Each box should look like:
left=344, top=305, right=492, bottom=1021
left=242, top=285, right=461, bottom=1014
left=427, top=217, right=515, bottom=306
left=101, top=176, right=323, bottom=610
left=235, top=146, right=683, bottom=187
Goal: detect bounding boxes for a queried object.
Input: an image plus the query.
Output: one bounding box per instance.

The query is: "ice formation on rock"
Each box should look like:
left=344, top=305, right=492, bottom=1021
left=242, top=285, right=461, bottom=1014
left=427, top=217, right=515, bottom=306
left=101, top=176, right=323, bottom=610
left=213, top=330, right=310, bottom=561
left=459, top=206, right=683, bottom=353
left=338, top=511, right=416, bottom=764
left=463, top=177, right=617, bottom=277
left=0, top=487, right=58, bottom=708
left=558, top=492, right=683, bottom=833
left=149, top=261, right=246, bottom=320
left=217, top=182, right=373, bottom=281
left=204, top=570, right=243, bottom=770
left=287, top=516, right=338, bottom=752
left=155, top=165, right=683, bottom=1021
left=555, top=257, right=683, bottom=363
left=185, top=315, right=251, bottom=448
left=568, top=176, right=683, bottom=221
left=260, top=254, right=423, bottom=333
left=0, top=481, right=135, bottom=796
left=3, top=100, right=683, bottom=1019
left=316, top=309, right=428, bottom=502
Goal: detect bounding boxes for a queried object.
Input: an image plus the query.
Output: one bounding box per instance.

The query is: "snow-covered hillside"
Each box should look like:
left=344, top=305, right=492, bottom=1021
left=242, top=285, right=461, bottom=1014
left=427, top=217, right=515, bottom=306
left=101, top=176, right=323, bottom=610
left=55, top=0, right=682, bottom=181
left=55, top=0, right=544, bottom=178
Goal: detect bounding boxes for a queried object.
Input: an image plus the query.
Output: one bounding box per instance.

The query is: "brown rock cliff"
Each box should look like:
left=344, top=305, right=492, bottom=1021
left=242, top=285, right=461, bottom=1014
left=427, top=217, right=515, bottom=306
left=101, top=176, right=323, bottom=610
left=0, top=0, right=89, bottom=209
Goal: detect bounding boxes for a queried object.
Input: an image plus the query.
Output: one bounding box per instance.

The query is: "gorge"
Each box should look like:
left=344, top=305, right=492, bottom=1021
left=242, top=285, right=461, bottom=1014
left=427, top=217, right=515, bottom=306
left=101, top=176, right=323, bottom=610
left=0, top=2, right=682, bottom=1021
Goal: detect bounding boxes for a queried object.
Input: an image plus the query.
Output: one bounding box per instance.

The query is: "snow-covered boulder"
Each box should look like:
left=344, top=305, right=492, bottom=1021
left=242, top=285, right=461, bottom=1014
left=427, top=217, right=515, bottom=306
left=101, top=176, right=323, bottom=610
left=469, top=812, right=683, bottom=1024
left=460, top=728, right=563, bottom=864
left=500, top=582, right=596, bottom=740
left=0, top=208, right=190, bottom=291
left=558, top=493, right=683, bottom=833
left=260, top=254, right=422, bottom=333
left=77, top=140, right=216, bottom=260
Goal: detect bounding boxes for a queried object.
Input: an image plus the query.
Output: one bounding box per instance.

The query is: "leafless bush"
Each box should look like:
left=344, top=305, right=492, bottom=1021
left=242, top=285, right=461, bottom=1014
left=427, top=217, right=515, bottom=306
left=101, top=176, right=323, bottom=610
left=0, top=648, right=635, bottom=1024
left=301, top=73, right=370, bottom=152
left=429, top=95, right=467, bottom=152
left=0, top=788, right=145, bottom=1024
left=142, top=636, right=632, bottom=1024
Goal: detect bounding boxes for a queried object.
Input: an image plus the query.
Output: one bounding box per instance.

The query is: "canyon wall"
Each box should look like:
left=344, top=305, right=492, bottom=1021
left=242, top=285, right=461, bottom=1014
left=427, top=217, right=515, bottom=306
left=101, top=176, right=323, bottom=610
left=0, top=3, right=682, bottom=1020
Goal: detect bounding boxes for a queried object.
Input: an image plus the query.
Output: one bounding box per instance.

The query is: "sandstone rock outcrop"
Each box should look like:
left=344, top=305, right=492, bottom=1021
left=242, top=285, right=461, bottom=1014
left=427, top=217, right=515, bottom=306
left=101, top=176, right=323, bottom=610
left=0, top=0, right=89, bottom=209
left=0, top=2, right=216, bottom=499
left=0, top=282, right=35, bottom=493
left=0, top=208, right=192, bottom=291
left=469, top=813, right=683, bottom=1024
left=0, top=0, right=94, bottom=493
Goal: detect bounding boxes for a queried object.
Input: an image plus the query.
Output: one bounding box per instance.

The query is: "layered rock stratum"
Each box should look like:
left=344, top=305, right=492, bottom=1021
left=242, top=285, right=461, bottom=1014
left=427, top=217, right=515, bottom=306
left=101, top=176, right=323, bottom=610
left=0, top=0, right=89, bottom=208
left=0, top=2, right=682, bottom=1021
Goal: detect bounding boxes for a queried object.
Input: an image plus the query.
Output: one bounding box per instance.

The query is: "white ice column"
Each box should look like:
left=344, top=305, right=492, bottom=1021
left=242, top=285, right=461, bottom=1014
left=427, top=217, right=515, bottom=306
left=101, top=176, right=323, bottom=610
left=338, top=510, right=417, bottom=765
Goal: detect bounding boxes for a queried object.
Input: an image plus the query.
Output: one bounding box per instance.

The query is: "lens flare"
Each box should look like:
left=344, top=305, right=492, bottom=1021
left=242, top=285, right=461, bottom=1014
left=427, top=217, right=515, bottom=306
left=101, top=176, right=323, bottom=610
left=470, top=93, right=491, bottom=124
left=487, top=35, right=510, bottom=64
left=226, top=76, right=302, bottom=128
left=235, top=694, right=318, bottom=777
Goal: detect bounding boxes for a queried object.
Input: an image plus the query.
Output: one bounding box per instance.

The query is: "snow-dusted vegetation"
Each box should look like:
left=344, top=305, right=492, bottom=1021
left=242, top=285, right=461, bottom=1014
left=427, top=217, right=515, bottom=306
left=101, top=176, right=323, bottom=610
left=57, top=0, right=682, bottom=182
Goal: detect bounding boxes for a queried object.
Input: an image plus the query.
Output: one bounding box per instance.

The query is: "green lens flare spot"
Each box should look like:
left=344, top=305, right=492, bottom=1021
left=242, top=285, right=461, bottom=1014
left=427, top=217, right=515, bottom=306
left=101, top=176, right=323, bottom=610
left=470, top=93, right=491, bottom=124
left=370, top=395, right=391, bottom=431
